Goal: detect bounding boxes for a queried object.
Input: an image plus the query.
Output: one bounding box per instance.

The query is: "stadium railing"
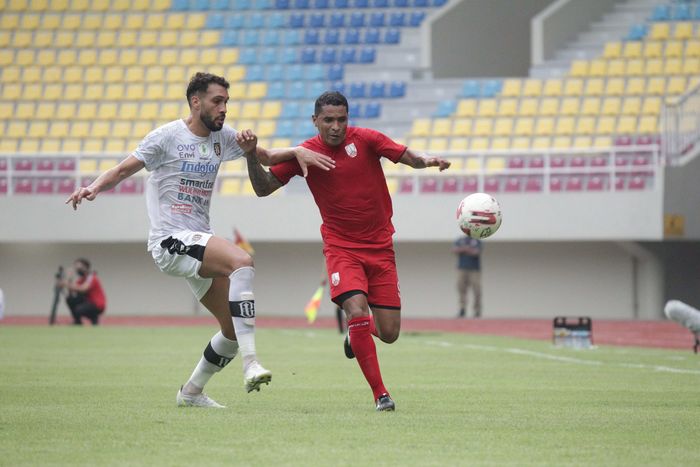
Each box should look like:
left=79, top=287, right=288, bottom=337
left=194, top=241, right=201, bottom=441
left=663, top=79, right=700, bottom=161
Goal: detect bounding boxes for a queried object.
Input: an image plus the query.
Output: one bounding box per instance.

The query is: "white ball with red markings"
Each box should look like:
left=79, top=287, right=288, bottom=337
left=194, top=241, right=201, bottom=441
left=456, top=193, right=502, bottom=239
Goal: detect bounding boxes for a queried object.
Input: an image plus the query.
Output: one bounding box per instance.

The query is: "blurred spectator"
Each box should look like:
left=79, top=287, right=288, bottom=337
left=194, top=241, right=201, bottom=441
left=59, top=258, right=106, bottom=325
left=453, top=236, right=482, bottom=318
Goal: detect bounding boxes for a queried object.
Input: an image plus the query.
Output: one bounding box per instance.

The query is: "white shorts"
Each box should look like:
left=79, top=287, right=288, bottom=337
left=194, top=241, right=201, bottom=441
left=151, top=230, right=213, bottom=300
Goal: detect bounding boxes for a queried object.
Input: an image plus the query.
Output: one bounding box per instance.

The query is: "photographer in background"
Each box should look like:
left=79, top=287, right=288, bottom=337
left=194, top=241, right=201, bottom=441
left=58, top=258, right=106, bottom=326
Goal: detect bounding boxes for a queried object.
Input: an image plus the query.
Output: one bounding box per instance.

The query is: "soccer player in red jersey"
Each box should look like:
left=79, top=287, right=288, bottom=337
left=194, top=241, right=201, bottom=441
left=245, top=91, right=450, bottom=411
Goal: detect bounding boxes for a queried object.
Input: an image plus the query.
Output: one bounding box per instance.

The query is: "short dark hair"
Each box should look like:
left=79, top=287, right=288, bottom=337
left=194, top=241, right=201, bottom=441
left=186, top=72, right=230, bottom=107
left=314, top=91, right=349, bottom=116
left=75, top=258, right=91, bottom=270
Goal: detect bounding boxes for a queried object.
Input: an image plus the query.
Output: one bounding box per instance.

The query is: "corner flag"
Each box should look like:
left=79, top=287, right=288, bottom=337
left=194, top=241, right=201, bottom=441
left=234, top=228, right=255, bottom=255
left=304, top=281, right=326, bottom=324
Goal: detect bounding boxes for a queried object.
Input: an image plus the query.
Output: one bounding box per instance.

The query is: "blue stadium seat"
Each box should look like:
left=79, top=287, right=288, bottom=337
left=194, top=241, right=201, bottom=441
left=242, top=31, right=260, bottom=46
left=328, top=64, right=344, bottom=80
left=369, top=81, right=385, bottom=98
left=301, top=102, right=315, bottom=118
left=365, top=29, right=380, bottom=44
left=284, top=30, right=302, bottom=45
left=268, top=13, right=286, bottom=28
left=409, top=11, right=426, bottom=27
left=393, top=0, right=408, bottom=6
left=389, top=81, right=406, bottom=97
left=389, top=12, right=406, bottom=27
left=331, top=81, right=345, bottom=94
left=330, top=13, right=346, bottom=27
left=304, top=30, right=320, bottom=45
left=373, top=0, right=388, bottom=7
left=354, top=0, right=369, bottom=7
left=281, top=47, right=298, bottom=64
left=340, top=47, right=357, bottom=63
left=349, top=102, right=361, bottom=117
left=275, top=0, right=290, bottom=8
left=309, top=13, right=325, bottom=27
left=268, top=82, right=286, bottom=99
left=650, top=4, right=670, bottom=21
left=321, top=47, right=337, bottom=63
left=349, top=82, right=367, bottom=98
left=695, top=4, right=700, bottom=20
left=359, top=47, right=376, bottom=63
left=263, top=31, right=281, bottom=46
left=238, top=49, right=258, bottom=64
left=384, top=29, right=400, bottom=44
left=432, top=0, right=447, bottom=6
left=250, top=13, right=265, bottom=28
left=307, top=64, right=325, bottom=80
left=194, top=0, right=211, bottom=8
left=260, top=47, right=278, bottom=64
left=334, top=0, right=349, bottom=7
left=324, top=30, right=340, bottom=45
left=233, top=0, right=251, bottom=9
left=673, top=3, right=691, bottom=20
left=369, top=12, right=385, bottom=27
left=300, top=48, right=317, bottom=64
left=413, top=0, right=428, bottom=7
left=350, top=12, right=366, bottom=28
left=267, top=64, right=284, bottom=81
left=626, top=23, right=647, bottom=41
left=294, top=0, right=310, bottom=8
left=245, top=65, right=264, bottom=81
left=255, top=0, right=273, bottom=8
left=344, top=29, right=360, bottom=44
left=211, top=0, right=229, bottom=8
left=290, top=13, right=305, bottom=28
left=364, top=102, right=381, bottom=118
left=461, top=80, right=480, bottom=97
left=281, top=102, right=300, bottom=119
left=434, top=100, right=457, bottom=117
left=206, top=14, right=225, bottom=28
left=307, top=82, right=326, bottom=99
left=221, top=30, right=239, bottom=46
left=277, top=120, right=295, bottom=138
left=172, top=0, right=189, bottom=10
left=481, top=79, right=502, bottom=97
left=297, top=120, right=318, bottom=140
left=289, top=82, right=306, bottom=99
left=314, top=0, right=330, bottom=7
left=287, top=64, right=304, bottom=81
left=227, top=14, right=245, bottom=29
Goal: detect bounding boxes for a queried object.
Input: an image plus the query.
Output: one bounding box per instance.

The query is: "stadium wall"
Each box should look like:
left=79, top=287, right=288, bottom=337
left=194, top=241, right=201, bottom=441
left=427, top=0, right=555, bottom=78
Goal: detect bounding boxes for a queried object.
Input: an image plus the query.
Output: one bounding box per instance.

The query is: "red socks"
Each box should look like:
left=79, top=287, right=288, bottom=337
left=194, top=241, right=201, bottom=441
left=348, top=316, right=387, bottom=401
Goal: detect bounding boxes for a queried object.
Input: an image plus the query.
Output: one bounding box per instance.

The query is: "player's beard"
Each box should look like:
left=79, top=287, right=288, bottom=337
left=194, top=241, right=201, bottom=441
left=201, top=112, right=224, bottom=132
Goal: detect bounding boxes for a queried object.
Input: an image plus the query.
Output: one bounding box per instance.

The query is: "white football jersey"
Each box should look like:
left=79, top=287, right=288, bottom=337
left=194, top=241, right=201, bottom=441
left=132, top=119, right=245, bottom=250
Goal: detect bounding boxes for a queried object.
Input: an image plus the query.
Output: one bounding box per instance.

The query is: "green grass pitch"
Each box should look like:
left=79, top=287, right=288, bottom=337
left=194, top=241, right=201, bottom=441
left=1, top=326, right=699, bottom=466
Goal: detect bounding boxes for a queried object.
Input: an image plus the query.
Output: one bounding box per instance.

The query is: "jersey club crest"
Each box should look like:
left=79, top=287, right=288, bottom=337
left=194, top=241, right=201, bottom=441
left=344, top=143, right=357, bottom=158
left=214, top=142, right=221, bottom=158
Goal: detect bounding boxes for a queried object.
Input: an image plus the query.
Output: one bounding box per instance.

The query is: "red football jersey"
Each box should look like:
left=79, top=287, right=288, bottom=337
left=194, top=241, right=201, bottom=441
left=77, top=273, right=107, bottom=311
left=270, top=127, right=407, bottom=248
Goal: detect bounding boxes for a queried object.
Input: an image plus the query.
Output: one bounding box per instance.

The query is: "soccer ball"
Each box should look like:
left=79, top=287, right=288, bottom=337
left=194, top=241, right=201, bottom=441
left=456, top=193, right=502, bottom=239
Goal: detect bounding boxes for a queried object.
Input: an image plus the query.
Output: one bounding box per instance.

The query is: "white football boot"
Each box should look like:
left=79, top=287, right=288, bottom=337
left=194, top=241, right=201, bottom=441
left=243, top=361, right=272, bottom=393
left=176, top=387, right=225, bottom=408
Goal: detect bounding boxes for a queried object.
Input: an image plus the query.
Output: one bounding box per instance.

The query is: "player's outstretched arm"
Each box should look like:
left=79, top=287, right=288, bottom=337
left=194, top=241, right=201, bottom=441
left=237, top=129, right=284, bottom=197
left=256, top=146, right=335, bottom=177
left=398, top=149, right=451, bottom=171
left=65, top=155, right=145, bottom=210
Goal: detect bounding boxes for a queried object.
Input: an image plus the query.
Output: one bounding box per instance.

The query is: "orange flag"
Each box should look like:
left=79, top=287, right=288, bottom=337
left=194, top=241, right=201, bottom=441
left=304, top=280, right=326, bottom=324
left=234, top=228, right=255, bottom=255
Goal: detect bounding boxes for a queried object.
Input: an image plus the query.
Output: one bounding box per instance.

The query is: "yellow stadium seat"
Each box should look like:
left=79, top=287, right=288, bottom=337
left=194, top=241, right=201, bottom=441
left=97, top=102, right=118, bottom=120
left=62, top=139, right=81, bottom=152
left=261, top=102, right=281, bottom=119
left=84, top=66, right=105, bottom=84
left=27, top=121, right=48, bottom=138
left=200, top=31, right=220, bottom=47
left=22, top=84, right=42, bottom=100
left=542, top=79, right=563, bottom=97
left=40, top=13, right=60, bottom=29
left=596, top=116, right=616, bottom=135
left=14, top=31, right=33, bottom=47
left=490, top=138, right=509, bottom=150
left=55, top=102, right=76, bottom=120
left=572, top=136, right=592, bottom=148
left=225, top=65, right=245, bottom=82
left=144, top=83, right=165, bottom=100
left=569, top=60, right=588, bottom=77
left=1, top=83, right=21, bottom=100
left=140, top=103, right=159, bottom=120
left=160, top=102, right=181, bottom=120
left=664, top=58, right=682, bottom=75
left=90, top=122, right=110, bottom=139
left=588, top=59, right=606, bottom=77
left=621, top=97, right=641, bottom=116
left=473, top=118, right=493, bottom=136
left=6, top=121, right=26, bottom=138
left=125, top=84, right=145, bottom=100
left=576, top=116, right=596, bottom=135
left=673, top=22, right=693, bottom=40
left=682, top=58, right=700, bottom=75
left=456, top=99, right=476, bottom=117
left=54, top=31, right=73, bottom=48
left=428, top=138, right=448, bottom=151
left=535, top=117, right=554, bottom=136
left=120, top=51, right=139, bottom=68
left=22, top=66, right=41, bottom=83
left=112, top=122, right=131, bottom=139
left=539, top=98, right=559, bottom=116
left=522, top=79, right=542, bottom=97
left=145, top=67, right=165, bottom=83
left=104, top=66, right=124, bottom=83
left=411, top=119, right=431, bottom=136
left=408, top=137, right=427, bottom=151
left=531, top=136, right=551, bottom=149
left=133, top=121, right=152, bottom=139
left=71, top=0, right=90, bottom=11
left=469, top=138, right=488, bottom=151
left=83, top=84, right=102, bottom=100
left=626, top=77, right=646, bottom=95
left=445, top=157, right=462, bottom=170
left=477, top=99, right=497, bottom=117
left=71, top=121, right=90, bottom=138
left=592, top=136, right=612, bottom=148
left=501, top=79, right=522, bottom=97
left=40, top=139, right=61, bottom=153
left=82, top=13, right=102, bottom=30
left=220, top=48, right=239, bottom=65
left=564, top=79, right=583, bottom=96
left=159, top=31, right=178, bottom=47
left=432, top=118, right=451, bottom=136
left=102, top=14, right=122, bottom=30
left=16, top=103, right=34, bottom=119
left=514, top=117, right=534, bottom=136
left=644, top=58, right=664, bottom=76
left=248, top=83, right=267, bottom=99
left=98, top=158, right=118, bottom=171
left=643, top=41, right=662, bottom=58
left=105, top=139, right=126, bottom=153
left=497, top=98, right=517, bottom=117
left=493, top=118, right=513, bottom=137
left=0, top=31, right=10, bottom=48
left=603, top=42, right=622, bottom=59
left=623, top=41, right=642, bottom=58
left=646, top=77, right=666, bottom=95
left=584, top=78, right=604, bottom=96
left=146, top=14, right=166, bottom=29
left=616, top=116, right=636, bottom=134
left=186, top=13, right=206, bottom=29
left=551, top=136, right=571, bottom=149
left=37, top=102, right=56, bottom=118
left=220, top=179, right=242, bottom=196
left=448, top=139, right=468, bottom=152
left=554, top=117, right=575, bottom=136
left=117, top=31, right=137, bottom=48
left=638, top=116, right=658, bottom=134
left=518, top=98, right=538, bottom=116
left=164, top=83, right=181, bottom=100
left=258, top=121, right=277, bottom=139
left=34, top=31, right=53, bottom=48
left=124, top=14, right=144, bottom=29
left=511, top=137, right=529, bottom=150
left=79, top=159, right=98, bottom=173
left=140, top=49, right=159, bottom=66
left=102, top=84, right=123, bottom=100
left=18, top=139, right=41, bottom=153
left=1, top=65, right=20, bottom=82
left=667, top=76, right=687, bottom=95
left=159, top=49, right=178, bottom=66
left=227, top=102, right=241, bottom=119
left=686, top=40, right=700, bottom=57
left=200, top=49, right=219, bottom=65
left=241, top=102, right=261, bottom=119
left=465, top=157, right=482, bottom=171
left=559, top=97, right=579, bottom=116
left=166, top=14, right=186, bottom=30
left=42, top=83, right=61, bottom=100
left=642, top=97, right=661, bottom=115
left=16, top=50, right=35, bottom=66
left=29, top=0, right=49, bottom=10
left=605, top=78, right=625, bottom=96
left=607, top=59, right=625, bottom=77
left=179, top=31, right=198, bottom=47
left=229, top=83, right=246, bottom=99
left=452, top=119, right=472, bottom=136
left=119, top=103, right=138, bottom=120
left=42, top=66, right=61, bottom=84
left=0, top=13, right=20, bottom=29
left=62, top=14, right=82, bottom=30
left=62, top=66, right=82, bottom=84
left=665, top=41, right=683, bottom=58
left=650, top=23, right=670, bottom=40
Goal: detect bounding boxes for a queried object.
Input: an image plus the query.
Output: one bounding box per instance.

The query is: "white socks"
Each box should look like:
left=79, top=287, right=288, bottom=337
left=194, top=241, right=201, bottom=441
left=229, top=266, right=258, bottom=370
left=185, top=331, right=238, bottom=393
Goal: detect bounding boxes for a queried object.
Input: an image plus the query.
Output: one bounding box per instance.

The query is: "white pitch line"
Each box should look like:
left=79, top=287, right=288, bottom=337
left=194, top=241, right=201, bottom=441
left=425, top=340, right=700, bottom=375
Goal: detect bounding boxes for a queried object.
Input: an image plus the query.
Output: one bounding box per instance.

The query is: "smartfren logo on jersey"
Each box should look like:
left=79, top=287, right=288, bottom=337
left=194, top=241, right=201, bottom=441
left=180, top=161, right=220, bottom=175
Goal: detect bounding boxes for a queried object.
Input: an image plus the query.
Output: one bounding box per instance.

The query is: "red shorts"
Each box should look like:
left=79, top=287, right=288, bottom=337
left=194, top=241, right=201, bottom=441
left=323, top=244, right=401, bottom=309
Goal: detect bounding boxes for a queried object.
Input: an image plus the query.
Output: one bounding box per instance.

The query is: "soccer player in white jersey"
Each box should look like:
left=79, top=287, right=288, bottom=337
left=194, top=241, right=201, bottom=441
left=66, top=72, right=335, bottom=408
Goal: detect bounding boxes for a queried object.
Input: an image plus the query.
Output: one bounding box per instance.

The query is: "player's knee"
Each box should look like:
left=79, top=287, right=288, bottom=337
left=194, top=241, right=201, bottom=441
left=221, top=250, right=253, bottom=275
left=345, top=308, right=369, bottom=321
left=379, top=327, right=400, bottom=344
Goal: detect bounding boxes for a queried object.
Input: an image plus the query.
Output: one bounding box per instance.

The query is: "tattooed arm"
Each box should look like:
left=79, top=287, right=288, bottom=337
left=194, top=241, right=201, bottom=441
left=244, top=151, right=284, bottom=197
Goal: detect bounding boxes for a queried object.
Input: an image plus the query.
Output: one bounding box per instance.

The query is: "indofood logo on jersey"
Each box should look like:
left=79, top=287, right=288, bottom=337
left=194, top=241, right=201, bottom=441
left=180, top=161, right=220, bottom=174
